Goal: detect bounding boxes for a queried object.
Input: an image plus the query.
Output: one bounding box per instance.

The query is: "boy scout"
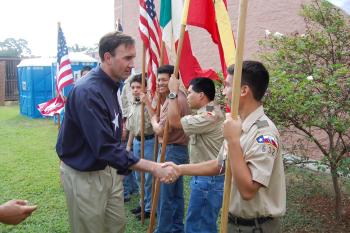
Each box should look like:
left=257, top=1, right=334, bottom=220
left=142, top=65, right=191, bottom=233
left=167, top=77, right=225, bottom=233
left=125, top=74, right=155, bottom=219
left=164, top=61, right=286, bottom=233
left=120, top=74, right=139, bottom=203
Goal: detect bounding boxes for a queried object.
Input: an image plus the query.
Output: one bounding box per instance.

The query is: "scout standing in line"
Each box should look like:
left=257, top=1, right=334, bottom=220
left=167, top=77, right=225, bottom=233
left=164, top=61, right=286, bottom=233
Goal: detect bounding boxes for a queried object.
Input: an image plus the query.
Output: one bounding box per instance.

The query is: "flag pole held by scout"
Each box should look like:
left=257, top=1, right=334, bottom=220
left=140, top=43, right=147, bottom=224
left=220, top=0, right=248, bottom=232
left=139, top=0, right=166, bottom=225
left=147, top=0, right=190, bottom=232
left=150, top=40, right=165, bottom=211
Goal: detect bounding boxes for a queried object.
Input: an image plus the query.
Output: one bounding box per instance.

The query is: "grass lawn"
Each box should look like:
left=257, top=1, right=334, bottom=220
left=0, top=105, right=349, bottom=232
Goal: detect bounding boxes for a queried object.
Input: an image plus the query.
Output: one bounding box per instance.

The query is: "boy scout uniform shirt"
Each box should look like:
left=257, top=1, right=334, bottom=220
left=180, top=101, right=224, bottom=164
left=126, top=102, right=154, bottom=136
left=217, top=105, right=286, bottom=219
left=159, top=91, right=190, bottom=145
left=120, top=76, right=133, bottom=118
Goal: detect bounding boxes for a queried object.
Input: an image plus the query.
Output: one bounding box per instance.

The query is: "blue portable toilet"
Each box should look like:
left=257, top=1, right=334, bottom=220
left=52, top=52, right=98, bottom=124
left=17, top=58, right=56, bottom=118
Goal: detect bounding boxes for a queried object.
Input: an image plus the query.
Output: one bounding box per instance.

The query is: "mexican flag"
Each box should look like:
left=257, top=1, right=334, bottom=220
left=160, top=0, right=219, bottom=87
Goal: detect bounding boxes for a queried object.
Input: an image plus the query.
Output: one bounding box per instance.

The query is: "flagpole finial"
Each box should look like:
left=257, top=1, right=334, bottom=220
left=182, top=0, right=191, bottom=25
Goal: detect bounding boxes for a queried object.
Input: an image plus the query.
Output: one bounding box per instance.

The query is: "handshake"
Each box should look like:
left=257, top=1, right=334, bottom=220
left=151, top=162, right=181, bottom=184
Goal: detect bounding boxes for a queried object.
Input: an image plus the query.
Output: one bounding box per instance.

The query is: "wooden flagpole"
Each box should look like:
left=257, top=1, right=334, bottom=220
left=140, top=43, right=147, bottom=224
left=151, top=41, right=165, bottom=205
left=57, top=113, right=61, bottom=129
left=220, top=0, right=248, bottom=232
left=56, top=22, right=61, bottom=130
left=57, top=22, right=62, bottom=183
left=147, top=1, right=191, bottom=232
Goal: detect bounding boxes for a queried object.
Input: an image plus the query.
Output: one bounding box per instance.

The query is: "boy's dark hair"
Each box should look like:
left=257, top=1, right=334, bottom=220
left=99, top=32, right=135, bottom=61
left=80, top=66, right=92, bottom=76
left=227, top=61, right=269, bottom=101
left=130, top=73, right=147, bottom=86
left=157, top=65, right=174, bottom=77
left=189, top=78, right=216, bottom=101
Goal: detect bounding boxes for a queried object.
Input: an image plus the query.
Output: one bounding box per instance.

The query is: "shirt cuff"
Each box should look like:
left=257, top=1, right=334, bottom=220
left=117, top=151, right=141, bottom=175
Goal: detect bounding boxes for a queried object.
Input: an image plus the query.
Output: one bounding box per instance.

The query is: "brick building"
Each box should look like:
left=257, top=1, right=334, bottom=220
left=114, top=0, right=311, bottom=72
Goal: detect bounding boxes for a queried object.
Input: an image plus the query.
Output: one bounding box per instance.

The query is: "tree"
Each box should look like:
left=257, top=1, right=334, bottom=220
left=0, top=38, right=31, bottom=57
left=68, top=43, right=97, bottom=53
left=259, top=0, right=349, bottom=217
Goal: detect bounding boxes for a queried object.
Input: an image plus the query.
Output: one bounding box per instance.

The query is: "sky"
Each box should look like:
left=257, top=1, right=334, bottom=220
left=0, top=0, right=115, bottom=57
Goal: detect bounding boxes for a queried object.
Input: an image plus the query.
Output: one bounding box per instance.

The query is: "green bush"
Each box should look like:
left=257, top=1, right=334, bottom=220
left=259, top=0, right=349, bottom=217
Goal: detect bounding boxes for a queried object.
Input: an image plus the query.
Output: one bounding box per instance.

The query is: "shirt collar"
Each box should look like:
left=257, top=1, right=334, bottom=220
left=96, top=65, right=121, bottom=90
left=242, top=105, right=265, bottom=133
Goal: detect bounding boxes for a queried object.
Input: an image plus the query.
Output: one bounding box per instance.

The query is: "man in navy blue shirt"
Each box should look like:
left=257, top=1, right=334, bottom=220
left=56, top=32, right=178, bottom=233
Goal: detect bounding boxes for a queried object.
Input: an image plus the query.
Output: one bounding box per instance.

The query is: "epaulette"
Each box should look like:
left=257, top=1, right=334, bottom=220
left=206, top=105, right=214, bottom=112
left=256, top=120, right=269, bottom=129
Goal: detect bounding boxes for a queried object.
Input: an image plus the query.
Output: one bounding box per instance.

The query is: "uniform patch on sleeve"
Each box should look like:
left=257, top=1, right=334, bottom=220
left=256, top=135, right=278, bottom=149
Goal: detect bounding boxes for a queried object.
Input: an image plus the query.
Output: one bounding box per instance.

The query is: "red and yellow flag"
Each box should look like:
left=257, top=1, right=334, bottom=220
left=187, top=0, right=236, bottom=77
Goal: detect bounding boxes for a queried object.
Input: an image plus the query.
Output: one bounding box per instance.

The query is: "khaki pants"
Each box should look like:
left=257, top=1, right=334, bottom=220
left=60, top=162, right=126, bottom=233
left=228, top=217, right=281, bottom=233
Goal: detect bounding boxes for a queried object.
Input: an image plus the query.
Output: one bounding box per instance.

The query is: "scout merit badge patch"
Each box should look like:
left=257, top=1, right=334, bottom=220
left=256, top=135, right=279, bottom=149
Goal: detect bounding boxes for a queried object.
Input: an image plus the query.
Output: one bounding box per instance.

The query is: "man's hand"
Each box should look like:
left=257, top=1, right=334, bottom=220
left=161, top=162, right=181, bottom=183
left=168, top=74, right=180, bottom=93
left=139, top=92, right=149, bottom=104
left=151, top=115, right=159, bottom=125
left=223, top=113, right=242, bottom=143
left=152, top=163, right=180, bottom=184
left=0, top=200, right=37, bottom=225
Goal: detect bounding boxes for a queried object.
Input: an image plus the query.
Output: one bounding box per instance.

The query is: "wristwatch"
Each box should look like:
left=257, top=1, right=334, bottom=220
left=168, top=92, right=178, bottom=99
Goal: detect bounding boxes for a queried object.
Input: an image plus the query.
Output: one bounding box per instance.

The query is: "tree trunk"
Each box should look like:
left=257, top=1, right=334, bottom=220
left=330, top=165, right=343, bottom=218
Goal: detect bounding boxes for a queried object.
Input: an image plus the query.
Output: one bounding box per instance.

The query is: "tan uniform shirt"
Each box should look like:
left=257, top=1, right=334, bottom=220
left=159, top=91, right=190, bottom=145
left=126, top=102, right=154, bottom=136
left=121, top=76, right=133, bottom=118
left=218, top=106, right=286, bottom=218
left=181, top=101, right=224, bottom=164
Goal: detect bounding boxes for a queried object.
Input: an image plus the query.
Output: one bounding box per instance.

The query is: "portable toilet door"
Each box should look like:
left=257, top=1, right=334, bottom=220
left=51, top=52, right=98, bottom=124
left=17, top=58, right=55, bottom=118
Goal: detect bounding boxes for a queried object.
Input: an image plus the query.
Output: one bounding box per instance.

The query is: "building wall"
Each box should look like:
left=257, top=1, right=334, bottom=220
left=115, top=0, right=311, bottom=72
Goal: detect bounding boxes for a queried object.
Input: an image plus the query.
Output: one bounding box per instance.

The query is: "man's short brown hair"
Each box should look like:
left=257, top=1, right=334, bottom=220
left=98, top=32, right=135, bottom=61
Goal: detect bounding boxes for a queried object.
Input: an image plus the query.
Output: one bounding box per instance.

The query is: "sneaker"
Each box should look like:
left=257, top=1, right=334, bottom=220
left=136, top=211, right=151, bottom=220
left=131, top=206, right=141, bottom=215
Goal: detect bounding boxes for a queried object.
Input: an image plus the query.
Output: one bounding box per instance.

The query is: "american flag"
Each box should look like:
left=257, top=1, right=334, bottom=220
left=37, top=24, right=74, bottom=116
left=138, top=0, right=163, bottom=94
